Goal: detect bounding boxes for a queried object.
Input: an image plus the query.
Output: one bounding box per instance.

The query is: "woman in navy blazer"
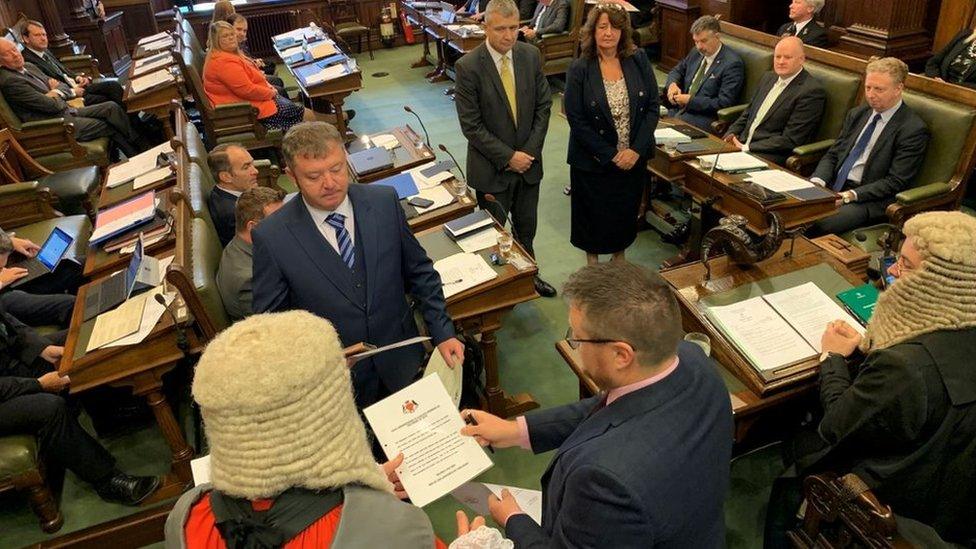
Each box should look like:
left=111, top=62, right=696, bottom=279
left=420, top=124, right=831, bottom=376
left=564, top=4, right=658, bottom=263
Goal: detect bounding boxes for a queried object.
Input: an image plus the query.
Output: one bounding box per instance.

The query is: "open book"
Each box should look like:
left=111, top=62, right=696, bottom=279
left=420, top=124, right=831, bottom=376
left=705, top=282, right=865, bottom=378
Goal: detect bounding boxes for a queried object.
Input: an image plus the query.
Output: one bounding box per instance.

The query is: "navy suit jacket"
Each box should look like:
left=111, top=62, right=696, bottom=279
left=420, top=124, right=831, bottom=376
left=251, top=184, right=455, bottom=395
left=207, top=186, right=238, bottom=248
left=506, top=342, right=733, bottom=548
left=564, top=50, right=660, bottom=172
left=665, top=45, right=745, bottom=131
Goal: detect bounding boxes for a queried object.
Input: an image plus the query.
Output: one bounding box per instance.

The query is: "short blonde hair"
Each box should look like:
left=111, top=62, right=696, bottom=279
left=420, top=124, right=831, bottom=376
left=207, top=20, right=236, bottom=52
left=866, top=56, right=908, bottom=84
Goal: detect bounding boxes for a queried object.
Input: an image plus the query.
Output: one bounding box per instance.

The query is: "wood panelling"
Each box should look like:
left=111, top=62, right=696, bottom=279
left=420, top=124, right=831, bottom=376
left=103, top=0, right=159, bottom=51
left=64, top=10, right=132, bottom=76
left=933, top=0, right=975, bottom=52
left=658, top=0, right=700, bottom=71
left=835, top=0, right=935, bottom=66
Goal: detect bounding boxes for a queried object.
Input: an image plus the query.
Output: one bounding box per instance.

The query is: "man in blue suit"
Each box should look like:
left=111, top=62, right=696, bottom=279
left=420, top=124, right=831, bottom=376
left=251, top=122, right=465, bottom=408
left=664, top=15, right=745, bottom=131
left=459, top=262, right=733, bottom=548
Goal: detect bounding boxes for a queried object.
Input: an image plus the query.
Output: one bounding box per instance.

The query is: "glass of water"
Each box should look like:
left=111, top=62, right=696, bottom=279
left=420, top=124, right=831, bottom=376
left=448, top=178, right=468, bottom=200
left=497, top=232, right=514, bottom=260
left=684, top=332, right=711, bottom=356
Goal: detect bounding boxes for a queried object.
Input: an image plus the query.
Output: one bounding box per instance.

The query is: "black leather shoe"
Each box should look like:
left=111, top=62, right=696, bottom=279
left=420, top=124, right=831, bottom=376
left=534, top=276, right=557, bottom=298
left=95, top=472, right=160, bottom=506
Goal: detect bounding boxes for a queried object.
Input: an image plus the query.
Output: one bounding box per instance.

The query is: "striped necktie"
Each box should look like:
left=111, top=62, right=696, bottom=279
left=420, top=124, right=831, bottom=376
left=326, top=212, right=355, bottom=269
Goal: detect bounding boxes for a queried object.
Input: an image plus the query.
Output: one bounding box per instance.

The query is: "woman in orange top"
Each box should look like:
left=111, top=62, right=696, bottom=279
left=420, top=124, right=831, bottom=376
left=203, top=21, right=304, bottom=132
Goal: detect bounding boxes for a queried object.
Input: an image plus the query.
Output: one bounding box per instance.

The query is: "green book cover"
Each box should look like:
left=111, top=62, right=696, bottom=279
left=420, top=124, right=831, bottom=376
left=837, top=284, right=879, bottom=325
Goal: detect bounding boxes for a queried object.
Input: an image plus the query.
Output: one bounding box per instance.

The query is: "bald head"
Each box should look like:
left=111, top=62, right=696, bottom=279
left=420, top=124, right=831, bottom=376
left=0, top=38, right=24, bottom=70
left=773, top=36, right=805, bottom=78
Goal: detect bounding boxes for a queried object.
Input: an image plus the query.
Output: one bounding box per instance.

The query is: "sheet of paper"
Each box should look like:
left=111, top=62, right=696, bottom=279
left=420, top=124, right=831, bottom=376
left=413, top=185, right=456, bottom=214
left=451, top=483, right=543, bottom=525
left=191, top=454, right=211, bottom=486
left=713, top=152, right=768, bottom=172
left=746, top=169, right=815, bottom=192
left=654, top=128, right=692, bottom=144
left=434, top=252, right=498, bottom=299
left=762, top=282, right=865, bottom=353
left=372, top=133, right=399, bottom=150
left=130, top=69, right=174, bottom=94
left=138, top=32, right=169, bottom=46
left=133, top=56, right=171, bottom=77
left=706, top=296, right=815, bottom=372
left=134, top=51, right=169, bottom=68
left=132, top=166, right=173, bottom=190
left=104, top=289, right=175, bottom=348
left=306, top=63, right=347, bottom=85
left=309, top=41, right=337, bottom=59
left=351, top=336, right=431, bottom=359
left=424, top=350, right=462, bottom=407
left=456, top=228, right=501, bottom=254
left=86, top=292, right=150, bottom=352
left=106, top=142, right=174, bottom=188
left=363, top=374, right=492, bottom=507
left=279, top=45, right=304, bottom=59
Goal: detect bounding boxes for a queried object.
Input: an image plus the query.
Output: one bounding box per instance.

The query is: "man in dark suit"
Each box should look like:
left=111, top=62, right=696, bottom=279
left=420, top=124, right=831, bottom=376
left=20, top=20, right=124, bottom=107
left=457, top=0, right=491, bottom=21
left=776, top=0, right=828, bottom=47
left=724, top=36, right=826, bottom=165
left=519, top=0, right=568, bottom=42
left=924, top=28, right=976, bottom=89
left=0, top=39, right=142, bottom=158
left=455, top=0, right=556, bottom=297
left=251, top=122, right=465, bottom=409
left=664, top=15, right=745, bottom=131
left=207, top=143, right=260, bottom=247
left=459, top=262, right=733, bottom=547
left=810, top=57, right=929, bottom=235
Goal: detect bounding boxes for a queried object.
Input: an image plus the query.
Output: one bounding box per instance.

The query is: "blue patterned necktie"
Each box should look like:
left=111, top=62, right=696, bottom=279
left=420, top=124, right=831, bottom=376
left=325, top=212, right=355, bottom=269
left=833, top=113, right=882, bottom=192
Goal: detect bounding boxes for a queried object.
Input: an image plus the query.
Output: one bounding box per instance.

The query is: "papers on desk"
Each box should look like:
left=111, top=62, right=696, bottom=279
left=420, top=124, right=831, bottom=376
left=90, top=191, right=157, bottom=244
left=372, top=133, right=400, bottom=151
left=363, top=374, right=492, bottom=507
left=413, top=185, right=456, bottom=214
left=452, top=483, right=543, bottom=525
left=308, top=40, right=338, bottom=59
left=707, top=152, right=767, bottom=173
left=87, top=287, right=173, bottom=352
left=191, top=454, right=211, bottom=486
left=138, top=32, right=170, bottom=46
left=745, top=170, right=816, bottom=192
left=106, top=141, right=174, bottom=188
left=132, top=166, right=173, bottom=191
left=274, top=26, right=322, bottom=46
left=456, top=228, right=501, bottom=253
left=134, top=51, right=170, bottom=69
left=278, top=45, right=304, bottom=59
left=408, top=162, right=454, bottom=190
left=132, top=56, right=171, bottom=77
left=304, top=63, right=348, bottom=85
left=130, top=69, right=174, bottom=94
left=705, top=282, right=865, bottom=374
left=435, top=252, right=497, bottom=298
left=654, top=128, right=693, bottom=145
left=104, top=289, right=175, bottom=349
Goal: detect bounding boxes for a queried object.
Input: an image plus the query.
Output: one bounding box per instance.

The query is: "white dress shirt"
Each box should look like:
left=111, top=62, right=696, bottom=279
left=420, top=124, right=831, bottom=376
left=695, top=43, right=723, bottom=80
left=303, top=194, right=356, bottom=256
left=532, top=4, right=547, bottom=29
left=743, top=71, right=800, bottom=150
left=793, top=18, right=812, bottom=37
left=486, top=41, right=516, bottom=87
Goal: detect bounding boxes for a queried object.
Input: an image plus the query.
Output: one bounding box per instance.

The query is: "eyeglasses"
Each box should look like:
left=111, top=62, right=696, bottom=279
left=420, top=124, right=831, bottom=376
left=597, top=2, right=625, bottom=9
left=565, top=327, right=632, bottom=350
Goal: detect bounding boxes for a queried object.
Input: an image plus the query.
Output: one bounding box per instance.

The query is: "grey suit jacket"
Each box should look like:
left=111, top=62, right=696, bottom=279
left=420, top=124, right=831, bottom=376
left=726, top=68, right=826, bottom=165
left=0, top=64, right=70, bottom=122
left=454, top=41, right=552, bottom=193
left=216, top=235, right=253, bottom=321
left=530, top=0, right=569, bottom=36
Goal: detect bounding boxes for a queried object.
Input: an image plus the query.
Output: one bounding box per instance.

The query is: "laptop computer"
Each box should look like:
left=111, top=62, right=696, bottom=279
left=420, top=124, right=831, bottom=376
left=82, top=235, right=146, bottom=321
left=8, top=227, right=73, bottom=288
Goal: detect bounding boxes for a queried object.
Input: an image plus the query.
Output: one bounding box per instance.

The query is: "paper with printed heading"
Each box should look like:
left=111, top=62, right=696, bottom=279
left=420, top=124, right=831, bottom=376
left=434, top=252, right=497, bottom=298
left=363, top=374, right=492, bottom=507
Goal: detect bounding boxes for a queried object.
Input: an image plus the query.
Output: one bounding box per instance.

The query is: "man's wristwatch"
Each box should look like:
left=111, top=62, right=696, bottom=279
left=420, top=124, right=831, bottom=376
left=841, top=191, right=853, bottom=204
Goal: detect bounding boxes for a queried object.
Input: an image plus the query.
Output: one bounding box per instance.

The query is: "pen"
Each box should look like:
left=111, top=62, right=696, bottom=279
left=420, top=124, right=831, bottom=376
left=464, top=413, right=494, bottom=454
left=443, top=278, right=464, bottom=285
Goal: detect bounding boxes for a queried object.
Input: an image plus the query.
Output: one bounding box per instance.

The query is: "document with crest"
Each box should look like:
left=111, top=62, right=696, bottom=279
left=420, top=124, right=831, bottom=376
left=363, top=374, right=492, bottom=507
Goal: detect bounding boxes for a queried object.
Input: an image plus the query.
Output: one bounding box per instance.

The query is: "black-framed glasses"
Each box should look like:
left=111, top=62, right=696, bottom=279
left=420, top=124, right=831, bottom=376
left=565, top=327, right=628, bottom=350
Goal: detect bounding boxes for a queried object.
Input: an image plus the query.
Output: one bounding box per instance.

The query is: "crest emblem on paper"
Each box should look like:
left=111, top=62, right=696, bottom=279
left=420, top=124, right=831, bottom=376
left=402, top=399, right=419, bottom=414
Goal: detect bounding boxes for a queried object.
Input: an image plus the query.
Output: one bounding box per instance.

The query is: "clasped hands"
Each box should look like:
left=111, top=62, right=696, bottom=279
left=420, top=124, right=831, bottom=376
left=821, top=319, right=863, bottom=357
left=723, top=134, right=745, bottom=149
left=508, top=151, right=535, bottom=173
left=666, top=82, right=690, bottom=107
left=612, top=148, right=639, bottom=170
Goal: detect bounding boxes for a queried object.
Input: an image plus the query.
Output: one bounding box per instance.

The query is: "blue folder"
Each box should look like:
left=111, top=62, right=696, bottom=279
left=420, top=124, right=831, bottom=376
left=373, top=173, right=418, bottom=199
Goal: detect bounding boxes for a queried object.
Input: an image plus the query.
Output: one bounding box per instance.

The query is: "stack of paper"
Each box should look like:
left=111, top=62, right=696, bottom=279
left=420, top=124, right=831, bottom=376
left=133, top=56, right=171, bottom=77
left=106, top=142, right=174, bottom=188
left=435, top=252, right=497, bottom=298
left=130, top=70, right=174, bottom=94
left=87, top=291, right=150, bottom=352
left=132, top=166, right=174, bottom=191
left=305, top=64, right=347, bottom=85
left=746, top=170, right=815, bottom=192
left=372, top=134, right=399, bottom=150
left=139, top=35, right=173, bottom=52
left=712, top=152, right=768, bottom=173
left=654, top=128, right=693, bottom=145
left=408, top=161, right=455, bottom=190
left=138, top=32, right=170, bottom=46
left=412, top=185, right=455, bottom=214
left=104, top=289, right=175, bottom=349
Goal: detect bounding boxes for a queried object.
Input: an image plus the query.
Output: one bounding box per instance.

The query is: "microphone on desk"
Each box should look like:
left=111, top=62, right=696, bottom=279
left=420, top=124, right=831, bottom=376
left=403, top=105, right=431, bottom=149
left=437, top=143, right=465, bottom=181
left=155, top=293, right=189, bottom=354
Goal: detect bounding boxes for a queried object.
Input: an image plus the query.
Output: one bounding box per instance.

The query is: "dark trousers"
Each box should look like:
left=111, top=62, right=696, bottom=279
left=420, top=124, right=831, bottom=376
left=476, top=177, right=540, bottom=258
left=82, top=79, right=125, bottom=107
left=17, top=260, right=85, bottom=296
left=0, top=392, right=115, bottom=485
left=70, top=102, right=141, bottom=157
left=0, top=291, right=74, bottom=344
left=810, top=202, right=873, bottom=236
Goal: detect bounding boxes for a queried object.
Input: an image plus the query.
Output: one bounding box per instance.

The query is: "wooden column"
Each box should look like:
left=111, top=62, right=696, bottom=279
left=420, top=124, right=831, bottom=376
left=5, top=0, right=80, bottom=54
left=658, top=0, right=700, bottom=71
left=61, top=0, right=132, bottom=77
left=835, top=0, right=934, bottom=66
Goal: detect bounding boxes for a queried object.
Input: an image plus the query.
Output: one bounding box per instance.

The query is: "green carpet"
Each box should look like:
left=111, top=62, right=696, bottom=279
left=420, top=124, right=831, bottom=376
left=0, top=44, right=777, bottom=547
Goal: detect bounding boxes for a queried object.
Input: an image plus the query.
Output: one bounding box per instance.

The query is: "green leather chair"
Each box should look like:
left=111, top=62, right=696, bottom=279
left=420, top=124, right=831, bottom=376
left=632, top=7, right=660, bottom=49
left=0, top=183, right=92, bottom=256
left=711, top=34, right=774, bottom=135
left=187, top=162, right=216, bottom=226
left=189, top=216, right=230, bottom=333
left=0, top=435, right=63, bottom=533
left=785, top=61, right=863, bottom=175
left=537, top=0, right=585, bottom=77
left=0, top=90, right=111, bottom=172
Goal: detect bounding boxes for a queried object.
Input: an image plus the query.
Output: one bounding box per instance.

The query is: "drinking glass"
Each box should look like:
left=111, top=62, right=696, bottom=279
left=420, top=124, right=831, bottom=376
left=683, top=332, right=711, bottom=356
left=497, top=232, right=514, bottom=260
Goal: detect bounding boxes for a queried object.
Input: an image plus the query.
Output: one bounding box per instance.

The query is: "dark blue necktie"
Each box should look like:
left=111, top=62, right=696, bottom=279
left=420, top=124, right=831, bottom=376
left=833, top=113, right=882, bottom=192
left=326, top=213, right=355, bottom=269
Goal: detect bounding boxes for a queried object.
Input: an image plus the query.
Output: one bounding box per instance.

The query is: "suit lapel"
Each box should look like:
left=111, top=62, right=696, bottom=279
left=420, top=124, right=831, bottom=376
left=746, top=73, right=776, bottom=129
left=762, top=70, right=806, bottom=123
left=283, top=197, right=363, bottom=309
left=622, top=56, right=643, bottom=138
left=17, top=66, right=49, bottom=94
left=865, top=104, right=905, bottom=166
left=586, top=59, right=612, bottom=124
left=347, top=185, right=380, bottom=310
left=481, top=46, right=516, bottom=126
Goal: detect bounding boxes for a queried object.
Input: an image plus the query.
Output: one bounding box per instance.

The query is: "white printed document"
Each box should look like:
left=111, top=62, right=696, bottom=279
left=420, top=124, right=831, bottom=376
left=434, top=252, right=497, bottom=298
left=452, top=482, right=543, bottom=525
left=106, top=142, right=174, bottom=188
left=130, top=70, right=174, bottom=95
left=707, top=152, right=767, bottom=172
left=456, top=228, right=501, bottom=254
left=654, top=128, right=692, bottom=145
left=746, top=170, right=815, bottom=192
left=363, top=374, right=492, bottom=507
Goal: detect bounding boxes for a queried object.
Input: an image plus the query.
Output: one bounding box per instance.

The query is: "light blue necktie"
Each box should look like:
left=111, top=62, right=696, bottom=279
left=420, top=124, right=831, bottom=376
left=326, top=212, right=355, bottom=269
left=833, top=113, right=882, bottom=192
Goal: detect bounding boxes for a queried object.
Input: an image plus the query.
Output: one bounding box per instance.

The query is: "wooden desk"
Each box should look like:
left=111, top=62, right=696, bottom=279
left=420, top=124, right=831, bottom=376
left=660, top=237, right=863, bottom=397
left=123, top=63, right=181, bottom=139
left=400, top=2, right=437, bottom=70
left=348, top=125, right=436, bottom=183
left=416, top=221, right=540, bottom=417
left=406, top=188, right=477, bottom=233
left=83, top=189, right=178, bottom=279
left=647, top=117, right=738, bottom=184
left=61, top=256, right=201, bottom=502
left=286, top=60, right=363, bottom=139
left=98, top=170, right=177, bottom=209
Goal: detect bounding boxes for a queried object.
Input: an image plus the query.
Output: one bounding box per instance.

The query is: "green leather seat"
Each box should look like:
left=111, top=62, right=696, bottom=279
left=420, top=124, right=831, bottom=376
left=190, top=217, right=229, bottom=332
left=184, top=121, right=208, bottom=166
left=11, top=215, right=92, bottom=260
left=714, top=35, right=774, bottom=131
left=802, top=61, right=862, bottom=144
left=187, top=162, right=215, bottom=227
left=0, top=435, right=38, bottom=480
left=34, top=165, right=101, bottom=217
left=899, top=90, right=976, bottom=196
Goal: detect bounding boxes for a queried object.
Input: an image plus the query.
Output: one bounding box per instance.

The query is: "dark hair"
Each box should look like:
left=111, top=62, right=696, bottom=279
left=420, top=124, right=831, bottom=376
left=235, top=186, right=285, bottom=233
left=563, top=262, right=682, bottom=366
left=579, top=4, right=636, bottom=60
left=207, top=143, right=241, bottom=178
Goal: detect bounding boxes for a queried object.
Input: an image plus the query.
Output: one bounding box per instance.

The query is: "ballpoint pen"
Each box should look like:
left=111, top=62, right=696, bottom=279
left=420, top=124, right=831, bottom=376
left=464, top=413, right=494, bottom=453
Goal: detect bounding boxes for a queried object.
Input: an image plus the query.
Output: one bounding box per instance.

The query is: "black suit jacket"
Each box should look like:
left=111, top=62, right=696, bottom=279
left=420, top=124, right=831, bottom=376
left=776, top=20, right=828, bottom=47
left=528, top=0, right=568, bottom=35
left=454, top=42, right=552, bottom=193
left=924, top=29, right=976, bottom=89
left=664, top=44, right=745, bottom=130
left=21, top=47, right=76, bottom=81
left=726, top=69, right=826, bottom=165
left=207, top=186, right=238, bottom=248
left=564, top=51, right=659, bottom=172
left=505, top=342, right=733, bottom=548
left=0, top=64, right=71, bottom=123
left=804, top=329, right=976, bottom=545
left=812, top=102, right=929, bottom=218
